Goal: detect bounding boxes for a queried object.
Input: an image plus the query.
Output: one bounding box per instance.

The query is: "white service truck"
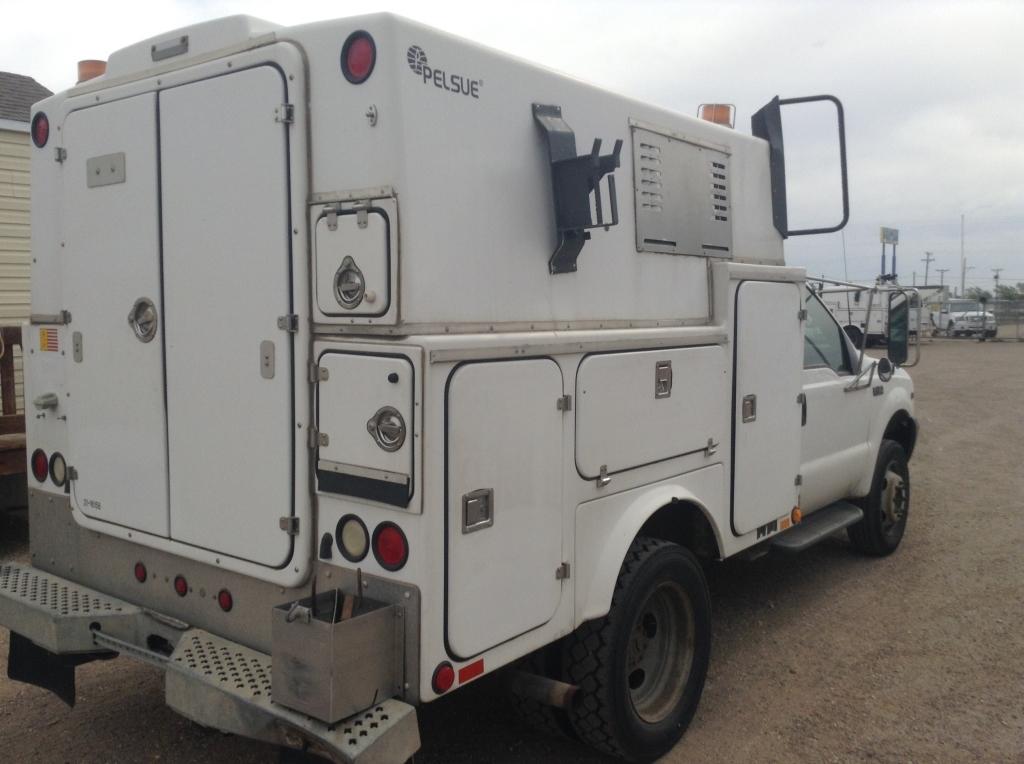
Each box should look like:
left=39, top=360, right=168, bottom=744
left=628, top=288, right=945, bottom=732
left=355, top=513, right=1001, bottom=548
left=820, top=283, right=923, bottom=346
left=3, top=14, right=919, bottom=763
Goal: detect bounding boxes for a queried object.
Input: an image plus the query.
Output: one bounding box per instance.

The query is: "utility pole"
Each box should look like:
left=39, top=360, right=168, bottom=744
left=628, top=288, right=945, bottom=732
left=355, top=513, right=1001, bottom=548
left=960, top=213, right=967, bottom=296
left=922, top=251, right=934, bottom=285
left=993, top=267, right=1003, bottom=297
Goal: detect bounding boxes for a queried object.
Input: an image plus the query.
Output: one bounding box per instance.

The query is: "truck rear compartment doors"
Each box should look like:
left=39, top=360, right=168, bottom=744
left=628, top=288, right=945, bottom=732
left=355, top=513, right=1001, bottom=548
left=446, top=359, right=564, bottom=658
left=732, top=280, right=803, bottom=535
left=62, top=94, right=170, bottom=536
left=160, top=66, right=294, bottom=566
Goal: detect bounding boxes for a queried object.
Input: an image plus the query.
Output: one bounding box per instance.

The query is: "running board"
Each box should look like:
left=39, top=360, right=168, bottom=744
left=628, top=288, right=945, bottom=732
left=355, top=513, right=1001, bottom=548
left=771, top=501, right=863, bottom=553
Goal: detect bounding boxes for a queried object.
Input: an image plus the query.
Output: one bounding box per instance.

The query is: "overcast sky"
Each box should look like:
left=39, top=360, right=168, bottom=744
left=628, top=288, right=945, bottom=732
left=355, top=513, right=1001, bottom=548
left=3, top=0, right=1021, bottom=292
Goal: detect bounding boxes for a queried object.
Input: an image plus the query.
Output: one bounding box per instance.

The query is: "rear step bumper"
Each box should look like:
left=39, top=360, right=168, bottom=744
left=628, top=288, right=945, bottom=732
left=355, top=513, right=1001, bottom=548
left=0, top=563, right=420, bottom=764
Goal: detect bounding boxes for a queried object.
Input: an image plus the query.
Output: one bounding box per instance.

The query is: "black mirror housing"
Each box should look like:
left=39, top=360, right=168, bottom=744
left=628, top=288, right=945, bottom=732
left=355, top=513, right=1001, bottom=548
left=887, top=293, right=910, bottom=366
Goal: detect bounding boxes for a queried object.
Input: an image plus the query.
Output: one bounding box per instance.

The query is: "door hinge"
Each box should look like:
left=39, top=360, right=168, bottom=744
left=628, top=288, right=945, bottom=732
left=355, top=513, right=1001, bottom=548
left=277, top=314, right=299, bottom=332
left=326, top=206, right=340, bottom=231
left=597, top=464, right=611, bottom=488
left=309, top=364, right=329, bottom=383
left=704, top=437, right=718, bottom=457
left=794, top=474, right=803, bottom=486
left=274, top=103, right=295, bottom=124
left=797, top=309, right=808, bottom=321
left=555, top=562, right=571, bottom=580
left=308, top=428, right=329, bottom=448
left=352, top=201, right=370, bottom=229
left=556, top=394, right=572, bottom=411
left=54, top=147, right=67, bottom=163
left=279, top=516, right=300, bottom=535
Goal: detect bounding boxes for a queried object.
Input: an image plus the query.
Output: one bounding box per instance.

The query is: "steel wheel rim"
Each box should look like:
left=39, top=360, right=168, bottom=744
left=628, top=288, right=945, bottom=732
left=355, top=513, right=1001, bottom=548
left=626, top=580, right=695, bottom=724
left=880, top=461, right=908, bottom=537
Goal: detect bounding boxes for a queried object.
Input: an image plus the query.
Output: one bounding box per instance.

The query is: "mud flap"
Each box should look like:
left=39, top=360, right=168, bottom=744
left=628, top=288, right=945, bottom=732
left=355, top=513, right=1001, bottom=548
left=6, top=631, right=112, bottom=706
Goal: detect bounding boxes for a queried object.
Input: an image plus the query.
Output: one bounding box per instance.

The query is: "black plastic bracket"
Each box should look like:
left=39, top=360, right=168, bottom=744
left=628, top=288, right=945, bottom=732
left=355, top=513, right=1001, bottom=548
left=533, top=103, right=622, bottom=274
left=7, top=632, right=112, bottom=706
left=751, top=94, right=849, bottom=239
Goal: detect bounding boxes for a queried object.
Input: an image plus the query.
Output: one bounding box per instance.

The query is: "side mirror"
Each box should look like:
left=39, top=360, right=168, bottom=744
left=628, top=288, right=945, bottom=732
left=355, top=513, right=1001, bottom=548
left=876, top=357, right=894, bottom=382
left=887, top=292, right=909, bottom=366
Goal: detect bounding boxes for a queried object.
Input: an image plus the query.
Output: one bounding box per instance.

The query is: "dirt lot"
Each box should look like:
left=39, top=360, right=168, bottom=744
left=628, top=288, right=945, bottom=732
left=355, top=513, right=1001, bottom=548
left=2, top=338, right=1023, bottom=763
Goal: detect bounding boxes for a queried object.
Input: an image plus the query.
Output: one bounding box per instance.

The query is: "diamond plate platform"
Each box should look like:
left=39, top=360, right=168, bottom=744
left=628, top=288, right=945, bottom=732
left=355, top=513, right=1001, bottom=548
left=166, top=629, right=420, bottom=764
left=0, top=563, right=141, bottom=653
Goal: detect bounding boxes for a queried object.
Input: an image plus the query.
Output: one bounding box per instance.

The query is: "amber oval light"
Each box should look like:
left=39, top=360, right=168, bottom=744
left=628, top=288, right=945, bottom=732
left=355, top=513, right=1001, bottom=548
left=133, top=562, right=147, bottom=583
left=372, top=522, right=408, bottom=571
left=30, top=449, right=48, bottom=482
left=341, top=31, right=376, bottom=84
left=217, top=589, right=233, bottom=612
left=173, top=575, right=188, bottom=597
left=432, top=662, right=455, bottom=694
left=31, top=112, right=49, bottom=148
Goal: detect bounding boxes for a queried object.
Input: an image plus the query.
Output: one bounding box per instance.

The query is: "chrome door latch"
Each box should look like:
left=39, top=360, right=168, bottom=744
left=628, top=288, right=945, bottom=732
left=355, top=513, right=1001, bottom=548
left=655, top=360, right=673, bottom=399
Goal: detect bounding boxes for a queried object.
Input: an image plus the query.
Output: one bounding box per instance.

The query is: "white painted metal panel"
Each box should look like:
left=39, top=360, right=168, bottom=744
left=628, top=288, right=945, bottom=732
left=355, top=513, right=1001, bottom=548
left=160, top=66, right=293, bottom=566
left=732, top=280, right=802, bottom=535
left=447, top=359, right=563, bottom=657
left=316, top=352, right=413, bottom=501
left=314, top=201, right=393, bottom=319
left=61, top=94, right=170, bottom=536
left=575, top=346, right=727, bottom=478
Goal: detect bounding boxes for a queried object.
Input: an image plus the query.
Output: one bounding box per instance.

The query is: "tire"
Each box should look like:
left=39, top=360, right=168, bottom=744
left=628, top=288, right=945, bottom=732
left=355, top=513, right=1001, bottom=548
left=843, top=325, right=863, bottom=348
left=848, top=439, right=910, bottom=556
left=562, top=538, right=711, bottom=762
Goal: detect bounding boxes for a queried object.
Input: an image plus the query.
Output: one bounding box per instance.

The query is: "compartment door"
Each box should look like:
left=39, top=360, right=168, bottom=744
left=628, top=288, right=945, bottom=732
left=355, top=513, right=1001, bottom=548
left=62, top=93, right=170, bottom=536
left=160, top=66, right=294, bottom=566
left=732, top=281, right=803, bottom=535
left=446, top=359, right=564, bottom=658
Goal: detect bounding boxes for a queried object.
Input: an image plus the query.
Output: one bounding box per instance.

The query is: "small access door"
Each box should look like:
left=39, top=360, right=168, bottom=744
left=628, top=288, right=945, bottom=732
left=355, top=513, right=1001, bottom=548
left=62, top=94, right=170, bottom=536
left=160, top=66, right=295, bottom=566
left=446, top=359, right=564, bottom=658
left=732, top=281, right=803, bottom=535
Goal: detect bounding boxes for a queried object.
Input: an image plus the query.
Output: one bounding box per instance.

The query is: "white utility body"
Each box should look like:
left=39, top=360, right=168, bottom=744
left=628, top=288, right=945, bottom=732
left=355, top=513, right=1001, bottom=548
left=6, top=14, right=919, bottom=763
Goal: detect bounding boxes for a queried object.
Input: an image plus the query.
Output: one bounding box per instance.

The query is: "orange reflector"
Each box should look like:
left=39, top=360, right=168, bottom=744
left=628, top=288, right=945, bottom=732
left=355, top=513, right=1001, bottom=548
left=698, top=103, right=736, bottom=128
left=791, top=507, right=802, bottom=524
left=39, top=328, right=59, bottom=352
left=458, top=658, right=484, bottom=685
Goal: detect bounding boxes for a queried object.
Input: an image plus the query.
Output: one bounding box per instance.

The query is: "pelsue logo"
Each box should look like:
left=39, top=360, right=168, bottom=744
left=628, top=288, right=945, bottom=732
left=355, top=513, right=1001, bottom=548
left=406, top=45, right=481, bottom=99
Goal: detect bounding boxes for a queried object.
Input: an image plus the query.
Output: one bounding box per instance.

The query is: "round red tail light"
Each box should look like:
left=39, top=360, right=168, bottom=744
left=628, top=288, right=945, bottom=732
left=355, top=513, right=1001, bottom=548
left=173, top=575, right=188, bottom=597
left=31, top=112, right=49, bottom=148
left=341, top=31, right=376, bottom=84
left=217, top=589, right=233, bottom=612
left=30, top=449, right=48, bottom=482
left=133, top=562, right=147, bottom=583
left=432, top=662, right=455, bottom=694
left=372, top=522, right=408, bottom=571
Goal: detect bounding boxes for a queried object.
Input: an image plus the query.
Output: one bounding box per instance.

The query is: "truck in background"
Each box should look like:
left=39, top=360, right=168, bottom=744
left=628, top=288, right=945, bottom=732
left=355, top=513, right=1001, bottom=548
left=1, top=14, right=919, bottom=763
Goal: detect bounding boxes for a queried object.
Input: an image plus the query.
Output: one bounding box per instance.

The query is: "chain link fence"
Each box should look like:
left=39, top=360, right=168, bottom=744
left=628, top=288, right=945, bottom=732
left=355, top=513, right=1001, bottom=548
left=991, top=299, right=1024, bottom=341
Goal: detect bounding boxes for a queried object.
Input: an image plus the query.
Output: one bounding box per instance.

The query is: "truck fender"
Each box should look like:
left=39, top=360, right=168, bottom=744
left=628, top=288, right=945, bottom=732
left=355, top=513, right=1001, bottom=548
left=573, top=475, right=721, bottom=628
left=853, top=385, right=916, bottom=498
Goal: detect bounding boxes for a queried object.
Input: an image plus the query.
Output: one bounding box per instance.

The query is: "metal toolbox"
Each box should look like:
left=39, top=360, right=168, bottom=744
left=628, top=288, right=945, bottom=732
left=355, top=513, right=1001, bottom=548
left=271, top=589, right=403, bottom=724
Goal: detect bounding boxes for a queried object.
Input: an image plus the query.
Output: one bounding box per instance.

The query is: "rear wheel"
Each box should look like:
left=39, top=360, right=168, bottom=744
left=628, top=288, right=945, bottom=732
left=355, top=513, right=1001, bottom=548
left=563, top=538, right=710, bottom=762
left=848, top=439, right=910, bottom=556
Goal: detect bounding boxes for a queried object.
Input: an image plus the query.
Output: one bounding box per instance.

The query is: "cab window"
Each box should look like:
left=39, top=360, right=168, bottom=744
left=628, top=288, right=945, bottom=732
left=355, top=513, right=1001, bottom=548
left=803, top=289, right=851, bottom=373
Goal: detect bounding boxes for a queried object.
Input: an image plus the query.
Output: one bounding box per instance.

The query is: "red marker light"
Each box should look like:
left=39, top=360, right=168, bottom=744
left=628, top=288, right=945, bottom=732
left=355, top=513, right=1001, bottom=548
left=217, top=589, right=233, bottom=612
left=30, top=449, right=48, bottom=482
left=31, top=112, right=49, bottom=148
left=372, top=522, right=408, bottom=571
left=341, top=31, right=376, bottom=84
left=432, top=662, right=455, bottom=694
left=173, top=575, right=188, bottom=597
left=133, top=562, right=147, bottom=583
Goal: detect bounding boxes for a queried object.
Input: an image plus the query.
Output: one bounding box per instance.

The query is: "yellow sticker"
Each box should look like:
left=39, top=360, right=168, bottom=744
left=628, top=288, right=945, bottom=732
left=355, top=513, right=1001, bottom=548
left=39, top=328, right=59, bottom=352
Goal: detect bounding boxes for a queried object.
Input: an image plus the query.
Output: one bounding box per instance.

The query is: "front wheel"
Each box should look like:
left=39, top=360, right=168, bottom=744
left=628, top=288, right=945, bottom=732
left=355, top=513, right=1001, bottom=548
left=848, top=439, right=910, bottom=556
left=563, top=538, right=711, bottom=762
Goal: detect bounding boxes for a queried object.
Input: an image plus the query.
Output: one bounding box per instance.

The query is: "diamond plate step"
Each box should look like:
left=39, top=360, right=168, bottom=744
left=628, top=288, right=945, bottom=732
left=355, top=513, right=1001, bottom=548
left=165, top=629, right=420, bottom=764
left=0, top=563, right=141, bottom=653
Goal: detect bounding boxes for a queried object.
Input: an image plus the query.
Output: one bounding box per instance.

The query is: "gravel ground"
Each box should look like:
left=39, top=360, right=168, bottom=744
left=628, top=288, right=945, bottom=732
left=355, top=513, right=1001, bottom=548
left=1, top=338, right=1022, bottom=763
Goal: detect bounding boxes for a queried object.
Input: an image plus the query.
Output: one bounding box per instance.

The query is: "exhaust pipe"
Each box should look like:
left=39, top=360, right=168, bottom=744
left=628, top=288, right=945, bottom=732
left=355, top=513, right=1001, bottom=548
left=506, top=670, right=578, bottom=709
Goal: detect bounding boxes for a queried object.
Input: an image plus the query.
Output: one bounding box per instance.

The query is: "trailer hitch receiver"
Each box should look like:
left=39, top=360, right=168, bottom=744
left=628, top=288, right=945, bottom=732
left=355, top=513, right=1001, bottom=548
left=533, top=103, right=622, bottom=274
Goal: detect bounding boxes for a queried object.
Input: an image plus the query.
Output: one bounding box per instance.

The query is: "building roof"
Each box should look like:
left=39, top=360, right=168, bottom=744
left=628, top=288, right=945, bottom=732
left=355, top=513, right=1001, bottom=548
left=0, top=72, right=52, bottom=124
